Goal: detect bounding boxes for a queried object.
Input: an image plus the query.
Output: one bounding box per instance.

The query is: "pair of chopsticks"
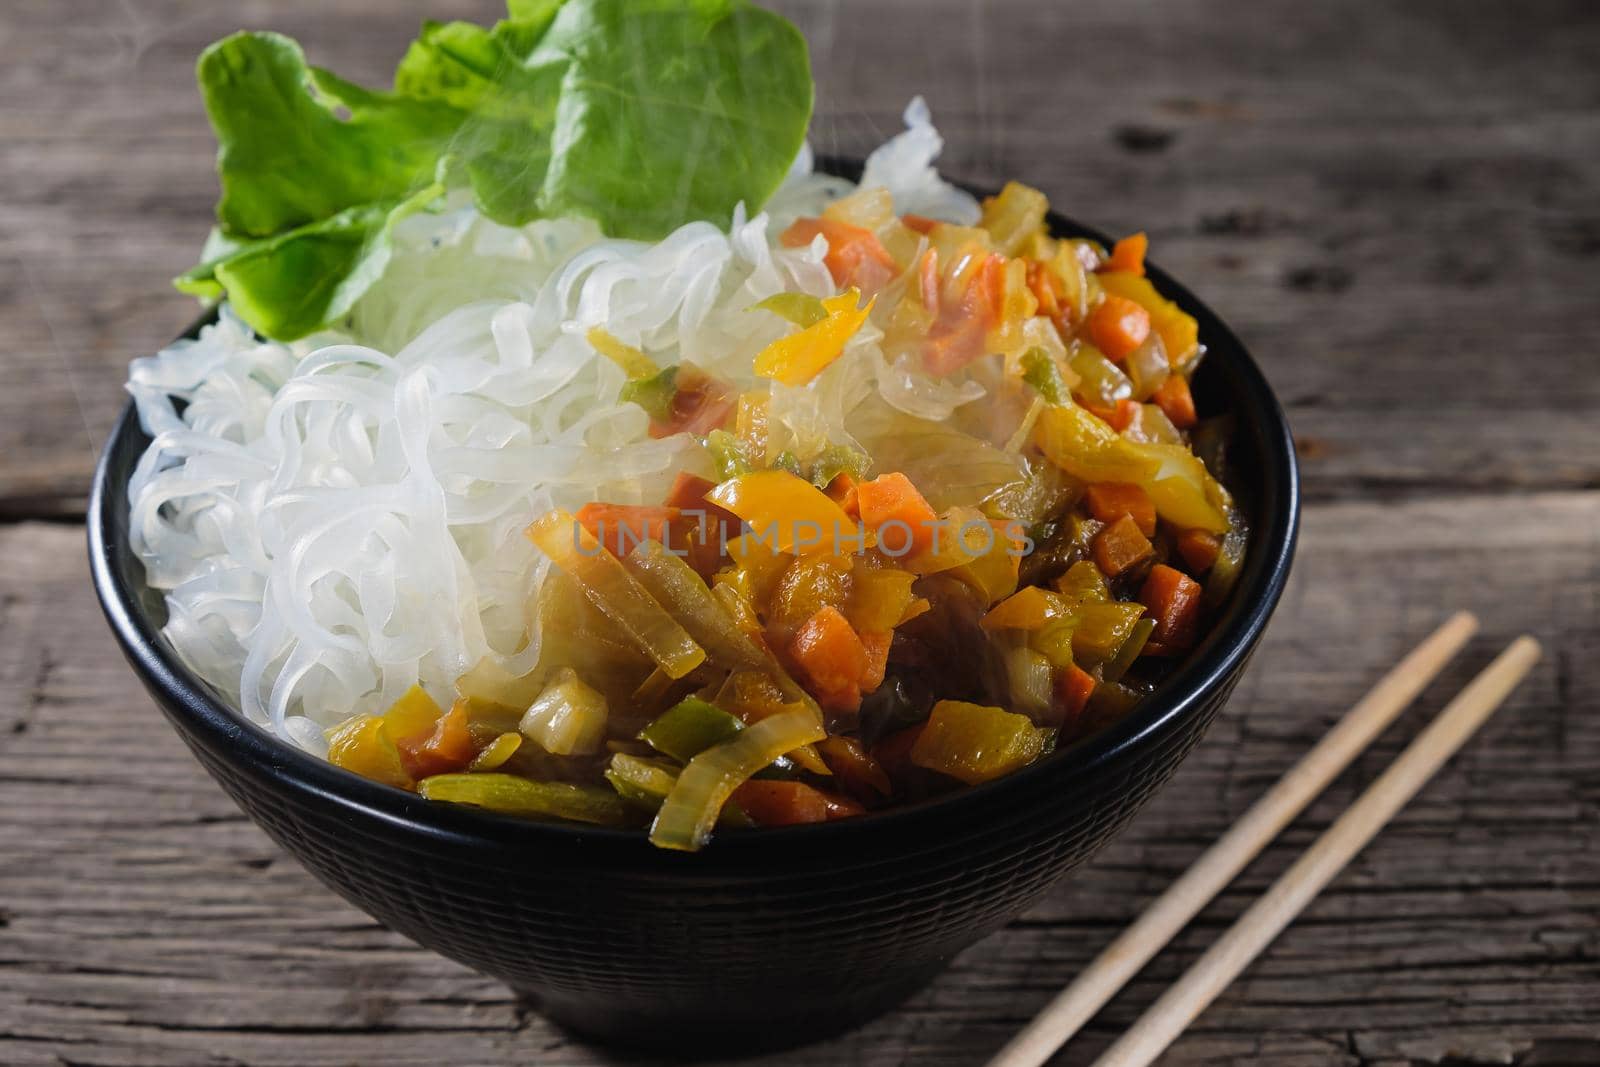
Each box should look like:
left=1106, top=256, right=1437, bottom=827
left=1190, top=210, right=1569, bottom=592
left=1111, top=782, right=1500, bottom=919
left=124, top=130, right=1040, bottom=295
left=989, top=612, right=1540, bottom=1067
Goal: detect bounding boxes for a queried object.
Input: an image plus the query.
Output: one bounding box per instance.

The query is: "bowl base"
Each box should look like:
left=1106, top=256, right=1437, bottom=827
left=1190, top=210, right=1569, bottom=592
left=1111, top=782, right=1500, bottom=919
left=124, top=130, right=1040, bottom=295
left=516, top=961, right=946, bottom=1056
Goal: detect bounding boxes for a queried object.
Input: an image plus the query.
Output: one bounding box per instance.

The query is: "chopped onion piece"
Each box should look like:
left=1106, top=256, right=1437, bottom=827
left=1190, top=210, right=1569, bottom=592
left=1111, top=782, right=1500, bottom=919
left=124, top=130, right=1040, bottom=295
left=526, top=510, right=706, bottom=679
left=519, top=667, right=609, bottom=756
left=649, top=710, right=825, bottom=851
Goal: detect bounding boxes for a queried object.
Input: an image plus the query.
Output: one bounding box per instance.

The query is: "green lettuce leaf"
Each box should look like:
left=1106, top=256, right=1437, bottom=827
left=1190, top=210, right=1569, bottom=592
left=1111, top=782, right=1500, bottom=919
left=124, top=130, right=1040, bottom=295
left=178, top=0, right=814, bottom=342
left=198, top=32, right=459, bottom=238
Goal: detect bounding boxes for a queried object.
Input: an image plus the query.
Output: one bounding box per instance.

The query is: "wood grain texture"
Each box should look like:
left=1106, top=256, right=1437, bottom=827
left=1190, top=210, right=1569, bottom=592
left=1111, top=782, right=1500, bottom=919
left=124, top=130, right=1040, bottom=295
left=3, top=498, right=1597, bottom=1064
left=2, top=0, right=1600, bottom=510
left=2, top=0, right=1598, bottom=1064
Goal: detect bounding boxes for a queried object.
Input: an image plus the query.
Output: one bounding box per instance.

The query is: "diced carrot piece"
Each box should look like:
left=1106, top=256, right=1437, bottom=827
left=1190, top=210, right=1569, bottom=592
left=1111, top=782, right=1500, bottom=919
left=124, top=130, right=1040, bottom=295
left=1102, top=232, right=1148, bottom=277
left=816, top=736, right=892, bottom=799
left=1092, top=514, right=1154, bottom=578
left=663, top=471, right=739, bottom=565
left=1087, top=294, right=1152, bottom=362
left=1085, top=483, right=1157, bottom=536
left=1084, top=398, right=1141, bottom=432
left=1175, top=528, right=1223, bottom=573
left=919, top=248, right=941, bottom=314
left=1025, top=259, right=1063, bottom=319
left=574, top=503, right=682, bottom=557
left=920, top=316, right=988, bottom=378
left=902, top=214, right=941, bottom=235
left=781, top=217, right=899, bottom=294
left=825, top=472, right=861, bottom=520
left=859, top=630, right=892, bottom=692
left=1153, top=374, right=1198, bottom=430
left=397, top=700, right=478, bottom=779
left=732, top=779, right=830, bottom=826
left=1055, top=663, right=1096, bottom=730
left=855, top=472, right=939, bottom=557
left=921, top=253, right=1006, bottom=377
left=789, top=604, right=871, bottom=713
left=1140, top=564, right=1203, bottom=650
left=980, top=254, right=1009, bottom=322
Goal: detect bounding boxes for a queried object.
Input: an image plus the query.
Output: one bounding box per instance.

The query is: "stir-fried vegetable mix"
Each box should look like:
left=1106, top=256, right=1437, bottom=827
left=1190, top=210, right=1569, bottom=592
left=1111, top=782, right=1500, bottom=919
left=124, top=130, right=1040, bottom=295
left=327, top=182, right=1247, bottom=849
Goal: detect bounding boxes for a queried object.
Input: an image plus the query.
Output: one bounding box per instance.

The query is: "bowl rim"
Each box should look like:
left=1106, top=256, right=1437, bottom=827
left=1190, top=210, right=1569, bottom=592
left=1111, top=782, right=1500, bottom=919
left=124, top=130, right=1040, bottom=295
left=88, top=168, right=1299, bottom=871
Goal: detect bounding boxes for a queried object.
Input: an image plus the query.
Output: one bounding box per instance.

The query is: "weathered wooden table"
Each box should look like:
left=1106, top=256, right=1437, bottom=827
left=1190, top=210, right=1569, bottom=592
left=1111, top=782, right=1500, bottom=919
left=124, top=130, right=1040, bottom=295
left=3, top=1, right=1597, bottom=1064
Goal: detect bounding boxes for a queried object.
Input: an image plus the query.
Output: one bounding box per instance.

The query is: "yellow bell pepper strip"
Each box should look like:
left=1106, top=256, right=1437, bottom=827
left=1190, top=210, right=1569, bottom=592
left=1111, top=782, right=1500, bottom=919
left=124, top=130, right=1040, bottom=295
left=752, top=288, right=874, bottom=386
left=748, top=291, right=829, bottom=328
left=1031, top=618, right=1078, bottom=670
left=949, top=518, right=1023, bottom=605
left=1054, top=559, right=1111, bottom=606
left=326, top=714, right=413, bottom=790
left=846, top=565, right=918, bottom=632
left=722, top=529, right=791, bottom=603
left=1033, top=403, right=1231, bottom=533
left=397, top=700, right=478, bottom=779
left=1100, top=617, right=1157, bottom=684
left=382, top=684, right=445, bottom=743
left=1071, top=601, right=1147, bottom=665
left=467, top=732, right=523, bottom=771
left=419, top=774, right=632, bottom=826
left=526, top=509, right=707, bottom=679
left=650, top=709, right=827, bottom=851
left=1097, top=270, right=1199, bottom=366
left=909, top=700, right=1045, bottom=785
left=707, top=469, right=859, bottom=556
left=587, top=326, right=657, bottom=380
left=981, top=585, right=1070, bottom=631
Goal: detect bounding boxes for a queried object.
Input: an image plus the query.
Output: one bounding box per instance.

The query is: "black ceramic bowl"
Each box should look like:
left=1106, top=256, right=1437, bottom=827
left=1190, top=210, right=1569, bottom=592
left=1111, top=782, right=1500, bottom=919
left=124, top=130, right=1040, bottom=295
left=89, top=172, right=1298, bottom=1052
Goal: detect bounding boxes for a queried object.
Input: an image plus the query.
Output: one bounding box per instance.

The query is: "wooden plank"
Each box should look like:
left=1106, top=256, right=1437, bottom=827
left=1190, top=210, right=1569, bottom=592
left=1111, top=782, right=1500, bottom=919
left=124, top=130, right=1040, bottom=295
left=2, top=491, right=1596, bottom=1065
left=2, top=0, right=1600, bottom=513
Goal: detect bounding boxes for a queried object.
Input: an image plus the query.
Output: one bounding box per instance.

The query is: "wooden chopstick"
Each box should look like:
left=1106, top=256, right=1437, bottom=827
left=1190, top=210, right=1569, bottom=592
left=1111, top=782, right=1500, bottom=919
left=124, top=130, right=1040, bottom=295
left=1089, top=635, right=1541, bottom=1067
left=987, top=611, right=1480, bottom=1067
